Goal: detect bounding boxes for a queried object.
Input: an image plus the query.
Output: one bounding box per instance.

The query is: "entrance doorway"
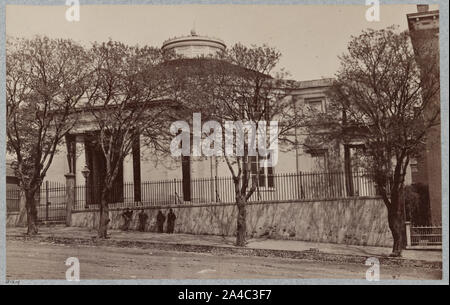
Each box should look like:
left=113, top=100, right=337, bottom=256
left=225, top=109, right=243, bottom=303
left=84, top=135, right=124, bottom=205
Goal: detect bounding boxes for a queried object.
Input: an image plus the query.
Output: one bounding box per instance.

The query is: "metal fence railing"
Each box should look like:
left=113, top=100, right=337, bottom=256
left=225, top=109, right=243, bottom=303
left=6, top=181, right=67, bottom=222
left=6, top=189, right=21, bottom=213
left=72, top=170, right=380, bottom=210
left=36, top=181, right=67, bottom=222
left=409, top=225, right=442, bottom=248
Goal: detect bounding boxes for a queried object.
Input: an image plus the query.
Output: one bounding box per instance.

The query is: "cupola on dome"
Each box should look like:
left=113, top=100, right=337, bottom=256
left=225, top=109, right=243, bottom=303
left=161, top=29, right=226, bottom=58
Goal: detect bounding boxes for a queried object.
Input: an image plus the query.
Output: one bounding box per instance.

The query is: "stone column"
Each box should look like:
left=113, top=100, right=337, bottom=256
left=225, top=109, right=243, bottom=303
left=65, top=173, right=76, bottom=227
left=405, top=221, right=412, bottom=248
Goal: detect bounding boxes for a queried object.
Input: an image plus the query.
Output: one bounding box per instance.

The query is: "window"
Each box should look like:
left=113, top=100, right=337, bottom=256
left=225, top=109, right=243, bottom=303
left=249, top=154, right=275, bottom=188
left=410, top=159, right=419, bottom=173
left=305, top=98, right=325, bottom=113
left=349, top=144, right=366, bottom=172
left=309, top=149, right=328, bottom=172
left=410, top=164, right=419, bottom=173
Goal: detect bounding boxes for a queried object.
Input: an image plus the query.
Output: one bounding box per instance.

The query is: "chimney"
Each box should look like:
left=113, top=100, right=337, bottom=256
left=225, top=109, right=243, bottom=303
left=417, top=4, right=429, bottom=13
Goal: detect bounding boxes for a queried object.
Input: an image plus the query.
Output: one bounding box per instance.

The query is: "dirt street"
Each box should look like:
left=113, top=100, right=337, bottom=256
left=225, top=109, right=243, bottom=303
left=6, top=239, right=441, bottom=281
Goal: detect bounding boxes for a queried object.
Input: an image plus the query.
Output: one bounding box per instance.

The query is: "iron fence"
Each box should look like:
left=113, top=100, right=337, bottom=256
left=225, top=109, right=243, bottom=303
left=6, top=189, right=21, bottom=213
left=6, top=182, right=67, bottom=222
left=410, top=226, right=442, bottom=247
left=36, top=181, right=67, bottom=222
left=73, top=170, right=379, bottom=210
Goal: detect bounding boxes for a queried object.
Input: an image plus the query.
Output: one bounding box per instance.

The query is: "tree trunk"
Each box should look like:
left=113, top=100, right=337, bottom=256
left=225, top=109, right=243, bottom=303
left=98, top=189, right=110, bottom=238
left=25, top=191, right=38, bottom=235
left=386, top=194, right=406, bottom=257
left=235, top=195, right=247, bottom=247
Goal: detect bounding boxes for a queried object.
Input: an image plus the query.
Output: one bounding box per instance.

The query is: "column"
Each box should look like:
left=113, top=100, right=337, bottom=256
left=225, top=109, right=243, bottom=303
left=65, top=173, right=76, bottom=226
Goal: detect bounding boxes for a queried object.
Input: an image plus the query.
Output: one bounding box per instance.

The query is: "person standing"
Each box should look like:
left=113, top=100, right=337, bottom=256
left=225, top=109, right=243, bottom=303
left=121, top=208, right=133, bottom=231
left=138, top=210, right=148, bottom=232
left=167, top=208, right=177, bottom=234
left=156, top=210, right=166, bottom=233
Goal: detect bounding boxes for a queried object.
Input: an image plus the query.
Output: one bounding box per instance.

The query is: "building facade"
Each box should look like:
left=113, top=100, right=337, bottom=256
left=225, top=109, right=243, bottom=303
left=36, top=30, right=413, bottom=206
left=407, top=5, right=441, bottom=225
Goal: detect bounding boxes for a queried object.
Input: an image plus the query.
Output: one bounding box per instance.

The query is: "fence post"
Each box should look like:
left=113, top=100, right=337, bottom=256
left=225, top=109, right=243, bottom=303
left=405, top=221, right=412, bottom=248
left=65, top=173, right=76, bottom=227
left=173, top=178, right=177, bottom=205
left=215, top=176, right=218, bottom=202
left=45, top=181, right=49, bottom=222
left=297, top=171, right=304, bottom=199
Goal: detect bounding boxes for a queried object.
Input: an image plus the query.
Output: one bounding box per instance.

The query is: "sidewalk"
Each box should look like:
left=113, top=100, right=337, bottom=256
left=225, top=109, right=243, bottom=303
left=6, top=226, right=442, bottom=266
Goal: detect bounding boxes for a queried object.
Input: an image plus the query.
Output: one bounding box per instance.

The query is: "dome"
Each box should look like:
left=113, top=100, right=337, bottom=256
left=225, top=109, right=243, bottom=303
left=161, top=30, right=226, bottom=58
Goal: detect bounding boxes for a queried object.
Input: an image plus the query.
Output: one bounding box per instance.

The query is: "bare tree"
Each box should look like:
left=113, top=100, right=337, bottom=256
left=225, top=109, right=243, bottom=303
left=85, top=41, right=175, bottom=238
left=6, top=36, right=90, bottom=234
left=177, top=44, right=305, bottom=246
left=320, top=27, right=440, bottom=256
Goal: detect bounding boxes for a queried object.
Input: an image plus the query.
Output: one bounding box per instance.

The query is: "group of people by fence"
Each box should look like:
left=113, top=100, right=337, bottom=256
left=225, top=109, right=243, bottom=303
left=121, top=208, right=177, bottom=234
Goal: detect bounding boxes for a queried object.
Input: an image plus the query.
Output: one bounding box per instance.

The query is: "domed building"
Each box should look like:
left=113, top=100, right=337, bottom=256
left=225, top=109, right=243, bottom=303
left=34, top=30, right=413, bottom=246
left=161, top=29, right=226, bottom=58
left=40, top=31, right=385, bottom=206
left=5, top=24, right=422, bottom=251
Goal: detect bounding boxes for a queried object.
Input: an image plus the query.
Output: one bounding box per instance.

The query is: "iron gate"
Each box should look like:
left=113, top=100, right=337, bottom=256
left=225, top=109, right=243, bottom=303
left=37, top=181, right=66, bottom=223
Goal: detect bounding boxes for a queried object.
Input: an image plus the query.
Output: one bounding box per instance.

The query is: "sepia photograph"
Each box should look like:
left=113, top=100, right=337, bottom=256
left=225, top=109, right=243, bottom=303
left=1, top=0, right=447, bottom=289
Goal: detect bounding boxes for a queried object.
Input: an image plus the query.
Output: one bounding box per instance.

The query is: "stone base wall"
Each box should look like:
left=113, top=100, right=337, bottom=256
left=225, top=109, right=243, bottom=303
left=71, top=197, right=393, bottom=247
left=6, top=212, right=26, bottom=227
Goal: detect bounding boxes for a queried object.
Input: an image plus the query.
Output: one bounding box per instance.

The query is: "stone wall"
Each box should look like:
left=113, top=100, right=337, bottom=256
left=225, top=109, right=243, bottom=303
left=6, top=212, right=25, bottom=227
left=71, top=197, right=393, bottom=247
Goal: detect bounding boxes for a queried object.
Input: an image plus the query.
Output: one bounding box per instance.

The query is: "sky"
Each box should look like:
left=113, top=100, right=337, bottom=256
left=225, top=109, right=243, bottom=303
left=5, top=4, right=439, bottom=81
